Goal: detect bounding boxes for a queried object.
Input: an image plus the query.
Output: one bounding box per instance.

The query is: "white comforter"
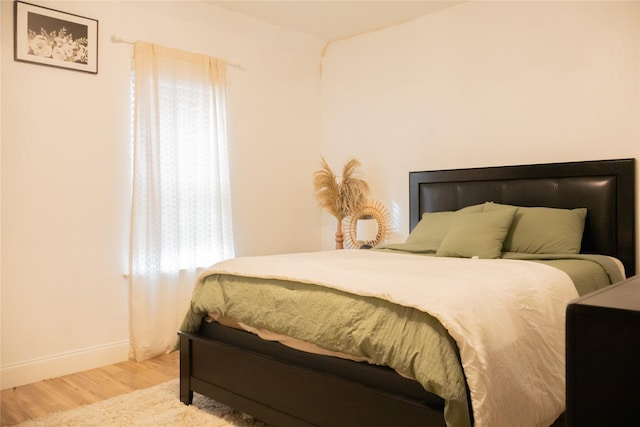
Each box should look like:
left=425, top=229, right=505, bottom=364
left=204, top=250, right=579, bottom=427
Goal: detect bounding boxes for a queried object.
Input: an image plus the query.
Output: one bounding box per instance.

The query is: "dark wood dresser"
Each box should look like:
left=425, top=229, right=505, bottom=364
left=566, top=275, right=640, bottom=427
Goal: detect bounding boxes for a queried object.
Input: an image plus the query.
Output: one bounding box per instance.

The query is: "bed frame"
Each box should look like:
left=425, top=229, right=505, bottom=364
left=179, top=158, right=636, bottom=426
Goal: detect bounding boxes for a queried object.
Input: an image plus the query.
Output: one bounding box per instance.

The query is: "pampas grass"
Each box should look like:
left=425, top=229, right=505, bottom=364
left=312, top=157, right=370, bottom=221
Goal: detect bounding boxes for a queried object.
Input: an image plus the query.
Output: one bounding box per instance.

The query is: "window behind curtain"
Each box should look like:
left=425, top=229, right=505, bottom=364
left=128, top=42, right=234, bottom=361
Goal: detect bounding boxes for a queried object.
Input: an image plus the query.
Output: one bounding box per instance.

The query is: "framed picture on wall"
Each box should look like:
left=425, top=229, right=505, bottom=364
left=14, top=1, right=98, bottom=74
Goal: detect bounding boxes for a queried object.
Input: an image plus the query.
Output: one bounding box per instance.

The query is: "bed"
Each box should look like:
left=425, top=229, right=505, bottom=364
left=178, top=158, right=636, bottom=427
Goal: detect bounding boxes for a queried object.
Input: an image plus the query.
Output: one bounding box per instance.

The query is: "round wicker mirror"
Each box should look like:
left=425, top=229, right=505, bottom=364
left=346, top=200, right=390, bottom=249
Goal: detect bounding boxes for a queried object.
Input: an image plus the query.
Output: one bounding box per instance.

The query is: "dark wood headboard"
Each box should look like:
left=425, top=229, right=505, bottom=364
left=409, top=159, right=636, bottom=277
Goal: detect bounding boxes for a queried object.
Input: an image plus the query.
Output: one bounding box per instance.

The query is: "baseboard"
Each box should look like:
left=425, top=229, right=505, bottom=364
left=1, top=340, right=130, bottom=389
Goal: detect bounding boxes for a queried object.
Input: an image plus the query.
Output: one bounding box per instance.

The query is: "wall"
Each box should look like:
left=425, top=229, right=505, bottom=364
left=320, top=0, right=640, bottom=248
left=2, top=0, right=639, bottom=390
left=1, top=0, right=323, bottom=388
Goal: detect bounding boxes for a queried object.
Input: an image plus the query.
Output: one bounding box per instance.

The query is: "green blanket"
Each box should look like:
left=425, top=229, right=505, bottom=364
left=180, top=251, right=620, bottom=427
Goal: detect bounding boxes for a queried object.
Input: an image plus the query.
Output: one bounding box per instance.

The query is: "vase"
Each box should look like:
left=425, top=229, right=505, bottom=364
left=335, top=218, right=344, bottom=250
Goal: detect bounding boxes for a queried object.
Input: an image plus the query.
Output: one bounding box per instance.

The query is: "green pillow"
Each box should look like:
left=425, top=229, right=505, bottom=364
left=435, top=208, right=517, bottom=259
left=405, top=204, right=484, bottom=252
left=483, top=202, right=587, bottom=254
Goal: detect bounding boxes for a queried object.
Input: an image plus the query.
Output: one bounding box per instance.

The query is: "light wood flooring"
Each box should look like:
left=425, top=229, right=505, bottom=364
left=1, top=351, right=179, bottom=426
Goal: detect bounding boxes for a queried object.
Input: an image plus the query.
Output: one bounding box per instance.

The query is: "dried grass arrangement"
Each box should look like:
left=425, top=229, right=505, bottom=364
left=312, top=157, right=370, bottom=249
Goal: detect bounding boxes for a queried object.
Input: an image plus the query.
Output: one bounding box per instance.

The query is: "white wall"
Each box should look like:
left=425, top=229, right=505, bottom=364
left=2, top=0, right=639, bottom=390
left=320, top=0, right=640, bottom=247
left=1, top=0, right=323, bottom=389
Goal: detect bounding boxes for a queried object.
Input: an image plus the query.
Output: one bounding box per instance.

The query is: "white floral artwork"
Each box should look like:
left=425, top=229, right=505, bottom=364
left=28, top=28, right=89, bottom=64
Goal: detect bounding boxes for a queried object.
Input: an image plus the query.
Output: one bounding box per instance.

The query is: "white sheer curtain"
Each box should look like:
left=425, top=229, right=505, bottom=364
left=129, top=42, right=235, bottom=361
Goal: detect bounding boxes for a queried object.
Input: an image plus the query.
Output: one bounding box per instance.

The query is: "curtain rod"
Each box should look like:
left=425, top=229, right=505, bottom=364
left=110, top=34, right=245, bottom=71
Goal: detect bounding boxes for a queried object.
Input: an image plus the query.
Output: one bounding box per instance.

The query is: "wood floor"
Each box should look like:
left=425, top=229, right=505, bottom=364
left=1, top=351, right=179, bottom=426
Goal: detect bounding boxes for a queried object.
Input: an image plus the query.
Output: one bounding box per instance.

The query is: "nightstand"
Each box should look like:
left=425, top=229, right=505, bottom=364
left=566, top=275, right=640, bottom=427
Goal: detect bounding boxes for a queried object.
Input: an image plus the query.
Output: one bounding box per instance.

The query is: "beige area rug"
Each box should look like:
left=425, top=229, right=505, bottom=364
left=16, top=379, right=271, bottom=427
